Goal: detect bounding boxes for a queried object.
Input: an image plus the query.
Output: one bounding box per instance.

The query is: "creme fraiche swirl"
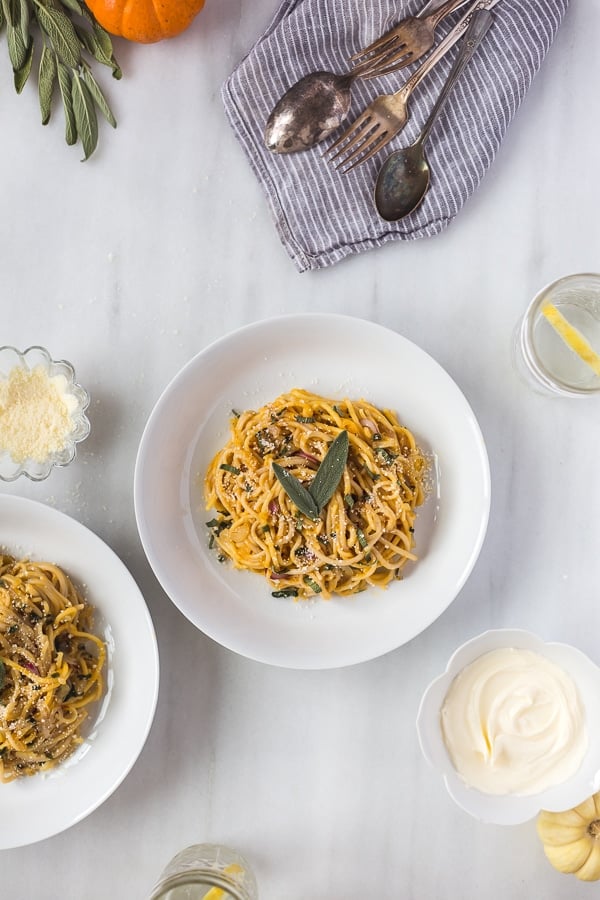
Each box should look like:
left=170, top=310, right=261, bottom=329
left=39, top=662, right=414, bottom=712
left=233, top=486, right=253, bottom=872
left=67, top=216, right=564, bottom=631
left=440, top=648, right=588, bottom=796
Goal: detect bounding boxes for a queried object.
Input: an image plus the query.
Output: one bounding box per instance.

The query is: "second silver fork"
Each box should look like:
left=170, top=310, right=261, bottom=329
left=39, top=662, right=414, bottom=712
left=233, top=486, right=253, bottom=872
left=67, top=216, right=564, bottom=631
left=350, top=0, right=474, bottom=75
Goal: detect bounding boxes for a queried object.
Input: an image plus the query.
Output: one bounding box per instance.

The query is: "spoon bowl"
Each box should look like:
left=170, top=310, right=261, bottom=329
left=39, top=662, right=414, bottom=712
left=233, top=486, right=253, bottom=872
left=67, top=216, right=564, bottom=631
left=264, top=72, right=353, bottom=153
left=375, top=143, right=430, bottom=221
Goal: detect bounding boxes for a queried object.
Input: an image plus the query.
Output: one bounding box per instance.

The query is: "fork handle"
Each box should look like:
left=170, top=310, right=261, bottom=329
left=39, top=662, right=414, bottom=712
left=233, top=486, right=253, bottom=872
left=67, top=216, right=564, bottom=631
left=419, top=9, right=493, bottom=146
left=424, top=0, right=477, bottom=29
left=417, top=0, right=471, bottom=16
left=399, top=0, right=499, bottom=101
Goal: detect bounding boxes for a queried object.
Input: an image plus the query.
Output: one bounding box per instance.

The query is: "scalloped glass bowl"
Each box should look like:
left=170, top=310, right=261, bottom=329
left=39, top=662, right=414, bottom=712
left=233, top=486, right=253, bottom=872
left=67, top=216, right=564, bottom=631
left=417, top=629, right=600, bottom=825
left=0, top=346, right=90, bottom=482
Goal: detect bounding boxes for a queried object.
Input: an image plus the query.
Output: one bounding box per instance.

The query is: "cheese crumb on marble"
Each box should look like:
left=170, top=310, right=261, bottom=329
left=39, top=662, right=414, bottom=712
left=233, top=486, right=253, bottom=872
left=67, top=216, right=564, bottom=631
left=0, top=365, right=76, bottom=463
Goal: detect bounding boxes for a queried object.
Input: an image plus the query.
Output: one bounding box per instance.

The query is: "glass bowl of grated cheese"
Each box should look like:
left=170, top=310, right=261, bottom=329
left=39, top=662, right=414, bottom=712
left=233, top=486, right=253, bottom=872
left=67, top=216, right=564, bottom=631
left=0, top=346, right=91, bottom=482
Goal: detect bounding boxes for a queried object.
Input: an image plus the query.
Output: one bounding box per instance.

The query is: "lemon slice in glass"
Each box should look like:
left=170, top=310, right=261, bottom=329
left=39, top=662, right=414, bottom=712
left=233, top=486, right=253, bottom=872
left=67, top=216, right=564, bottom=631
left=202, top=865, right=244, bottom=899
left=542, top=303, right=600, bottom=377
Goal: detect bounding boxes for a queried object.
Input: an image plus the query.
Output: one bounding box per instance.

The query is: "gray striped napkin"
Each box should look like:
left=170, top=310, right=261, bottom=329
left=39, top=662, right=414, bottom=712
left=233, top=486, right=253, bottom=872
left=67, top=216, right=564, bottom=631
left=222, top=0, right=568, bottom=272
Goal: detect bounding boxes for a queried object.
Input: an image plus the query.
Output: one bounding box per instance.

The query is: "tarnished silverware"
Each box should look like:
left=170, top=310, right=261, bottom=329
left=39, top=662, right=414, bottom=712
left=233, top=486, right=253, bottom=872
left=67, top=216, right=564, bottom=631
left=351, top=0, right=473, bottom=75
left=325, top=0, right=499, bottom=173
left=375, top=9, right=493, bottom=220
left=265, top=58, right=390, bottom=154
left=264, top=0, right=470, bottom=154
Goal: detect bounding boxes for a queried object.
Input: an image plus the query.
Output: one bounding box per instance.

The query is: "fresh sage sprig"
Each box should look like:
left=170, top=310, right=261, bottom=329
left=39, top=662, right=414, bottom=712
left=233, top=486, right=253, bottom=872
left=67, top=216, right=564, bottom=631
left=272, top=430, right=350, bottom=520
left=1, top=0, right=121, bottom=159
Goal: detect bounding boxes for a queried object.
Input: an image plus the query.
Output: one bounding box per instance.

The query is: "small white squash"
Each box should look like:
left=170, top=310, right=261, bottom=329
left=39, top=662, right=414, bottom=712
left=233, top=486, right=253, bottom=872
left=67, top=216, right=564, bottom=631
left=537, top=792, right=600, bottom=882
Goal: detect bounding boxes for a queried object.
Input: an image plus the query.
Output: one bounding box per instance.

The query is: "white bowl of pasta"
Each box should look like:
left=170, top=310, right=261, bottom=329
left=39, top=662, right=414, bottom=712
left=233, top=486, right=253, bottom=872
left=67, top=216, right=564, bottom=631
left=0, top=495, right=159, bottom=849
left=135, top=314, right=490, bottom=669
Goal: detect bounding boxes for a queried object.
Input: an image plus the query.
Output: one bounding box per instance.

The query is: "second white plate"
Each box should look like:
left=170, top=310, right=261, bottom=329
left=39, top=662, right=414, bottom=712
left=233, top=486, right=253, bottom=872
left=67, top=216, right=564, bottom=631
left=135, top=314, right=490, bottom=669
left=0, top=496, right=159, bottom=849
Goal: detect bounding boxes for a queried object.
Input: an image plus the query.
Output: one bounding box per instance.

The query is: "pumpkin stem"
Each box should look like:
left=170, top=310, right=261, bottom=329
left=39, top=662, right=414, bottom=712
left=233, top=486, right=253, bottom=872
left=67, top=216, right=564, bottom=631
left=588, top=819, right=600, bottom=840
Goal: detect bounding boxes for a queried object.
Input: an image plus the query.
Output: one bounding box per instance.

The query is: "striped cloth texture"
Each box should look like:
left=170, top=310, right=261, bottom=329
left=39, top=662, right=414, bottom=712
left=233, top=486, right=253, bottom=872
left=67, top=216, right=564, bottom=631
left=222, top=0, right=569, bottom=273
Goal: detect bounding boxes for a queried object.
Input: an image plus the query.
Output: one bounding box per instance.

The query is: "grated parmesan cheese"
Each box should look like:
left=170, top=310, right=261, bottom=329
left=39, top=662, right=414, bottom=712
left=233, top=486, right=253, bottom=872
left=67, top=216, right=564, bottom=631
left=0, top=365, right=77, bottom=463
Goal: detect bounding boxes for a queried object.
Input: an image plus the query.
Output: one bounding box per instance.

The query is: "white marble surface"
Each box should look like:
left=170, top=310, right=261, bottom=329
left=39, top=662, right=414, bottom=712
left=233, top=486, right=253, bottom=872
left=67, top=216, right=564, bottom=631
left=1, top=0, right=600, bottom=897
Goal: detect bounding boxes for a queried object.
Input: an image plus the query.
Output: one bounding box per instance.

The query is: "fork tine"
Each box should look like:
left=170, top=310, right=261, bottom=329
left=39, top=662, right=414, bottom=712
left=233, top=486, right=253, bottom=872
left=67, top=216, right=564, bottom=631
left=324, top=111, right=374, bottom=159
left=338, top=131, right=392, bottom=174
left=350, top=46, right=406, bottom=78
left=359, top=45, right=413, bottom=78
left=350, top=33, right=401, bottom=65
left=362, top=48, right=415, bottom=78
left=328, top=123, right=378, bottom=166
left=333, top=125, right=388, bottom=170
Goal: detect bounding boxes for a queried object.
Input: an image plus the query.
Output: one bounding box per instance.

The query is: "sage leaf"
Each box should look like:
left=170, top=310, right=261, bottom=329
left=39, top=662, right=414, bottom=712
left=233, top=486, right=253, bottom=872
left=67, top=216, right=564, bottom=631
left=17, top=0, right=28, bottom=45
left=58, top=0, right=82, bottom=13
left=38, top=43, right=56, bottom=124
left=92, top=20, right=113, bottom=58
left=2, top=0, right=15, bottom=27
left=79, top=0, right=115, bottom=58
left=308, top=430, right=349, bottom=512
left=77, top=1, right=112, bottom=55
left=0, top=659, right=4, bottom=691
left=272, top=588, right=299, bottom=598
left=75, top=24, right=121, bottom=78
left=7, top=19, right=26, bottom=69
left=303, top=575, right=322, bottom=594
left=57, top=61, right=76, bottom=144
left=0, top=4, right=5, bottom=30
left=219, top=463, right=240, bottom=476
left=81, top=67, right=116, bottom=127
left=71, top=73, right=98, bottom=159
left=75, top=22, right=101, bottom=56
left=272, top=463, right=320, bottom=520
left=35, top=3, right=80, bottom=68
left=356, top=527, right=368, bottom=549
left=13, top=35, right=33, bottom=92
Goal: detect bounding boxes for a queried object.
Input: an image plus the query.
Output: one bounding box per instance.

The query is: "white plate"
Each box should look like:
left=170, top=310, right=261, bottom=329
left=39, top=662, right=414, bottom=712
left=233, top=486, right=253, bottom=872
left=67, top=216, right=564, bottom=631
left=134, top=314, right=490, bottom=669
left=0, top=496, right=159, bottom=849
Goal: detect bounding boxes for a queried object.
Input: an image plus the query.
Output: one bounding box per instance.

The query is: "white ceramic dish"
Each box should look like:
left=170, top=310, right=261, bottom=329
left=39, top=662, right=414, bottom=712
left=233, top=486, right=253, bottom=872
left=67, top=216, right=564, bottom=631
left=134, top=314, right=490, bottom=670
left=0, top=495, right=159, bottom=849
left=417, top=629, right=600, bottom=825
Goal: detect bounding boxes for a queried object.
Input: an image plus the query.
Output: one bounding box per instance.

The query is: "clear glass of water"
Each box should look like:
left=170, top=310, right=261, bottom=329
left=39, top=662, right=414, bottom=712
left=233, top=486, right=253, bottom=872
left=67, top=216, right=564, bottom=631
left=515, top=273, right=600, bottom=397
left=148, top=844, right=258, bottom=900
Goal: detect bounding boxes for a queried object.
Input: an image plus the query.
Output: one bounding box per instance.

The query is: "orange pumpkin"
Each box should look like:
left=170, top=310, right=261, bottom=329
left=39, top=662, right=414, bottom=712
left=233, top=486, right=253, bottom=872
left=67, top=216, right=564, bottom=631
left=85, top=0, right=206, bottom=43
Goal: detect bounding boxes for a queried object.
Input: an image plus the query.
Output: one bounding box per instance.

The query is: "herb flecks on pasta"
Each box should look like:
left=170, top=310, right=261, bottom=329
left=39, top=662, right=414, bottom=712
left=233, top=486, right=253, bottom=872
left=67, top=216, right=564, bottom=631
left=0, top=556, right=106, bottom=782
left=205, top=389, right=429, bottom=599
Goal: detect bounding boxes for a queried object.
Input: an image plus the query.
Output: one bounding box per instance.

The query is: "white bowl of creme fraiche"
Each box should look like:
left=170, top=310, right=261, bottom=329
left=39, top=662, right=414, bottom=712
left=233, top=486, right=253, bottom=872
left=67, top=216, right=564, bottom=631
left=417, top=629, right=600, bottom=825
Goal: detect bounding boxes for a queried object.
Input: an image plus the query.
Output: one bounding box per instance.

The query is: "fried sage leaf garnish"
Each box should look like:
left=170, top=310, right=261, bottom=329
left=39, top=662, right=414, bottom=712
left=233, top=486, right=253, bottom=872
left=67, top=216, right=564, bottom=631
left=272, top=462, right=320, bottom=520
left=272, top=430, right=349, bottom=519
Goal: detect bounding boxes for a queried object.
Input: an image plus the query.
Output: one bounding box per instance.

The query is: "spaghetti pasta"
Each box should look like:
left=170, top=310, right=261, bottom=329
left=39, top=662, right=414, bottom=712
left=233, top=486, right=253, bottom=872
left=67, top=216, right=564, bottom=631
left=0, top=555, right=106, bottom=782
left=205, top=389, right=429, bottom=599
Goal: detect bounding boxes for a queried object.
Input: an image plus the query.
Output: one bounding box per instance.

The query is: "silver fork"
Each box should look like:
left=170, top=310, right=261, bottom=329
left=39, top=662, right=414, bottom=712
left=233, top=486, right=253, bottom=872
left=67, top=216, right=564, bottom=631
left=326, top=0, right=498, bottom=173
left=351, top=0, right=473, bottom=77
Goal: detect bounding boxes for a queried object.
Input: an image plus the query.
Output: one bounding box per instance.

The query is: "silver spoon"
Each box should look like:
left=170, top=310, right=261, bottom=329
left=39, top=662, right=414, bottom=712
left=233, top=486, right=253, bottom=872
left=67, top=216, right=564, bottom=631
left=375, top=8, right=492, bottom=221
left=264, top=62, right=375, bottom=154
left=264, top=0, right=472, bottom=154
